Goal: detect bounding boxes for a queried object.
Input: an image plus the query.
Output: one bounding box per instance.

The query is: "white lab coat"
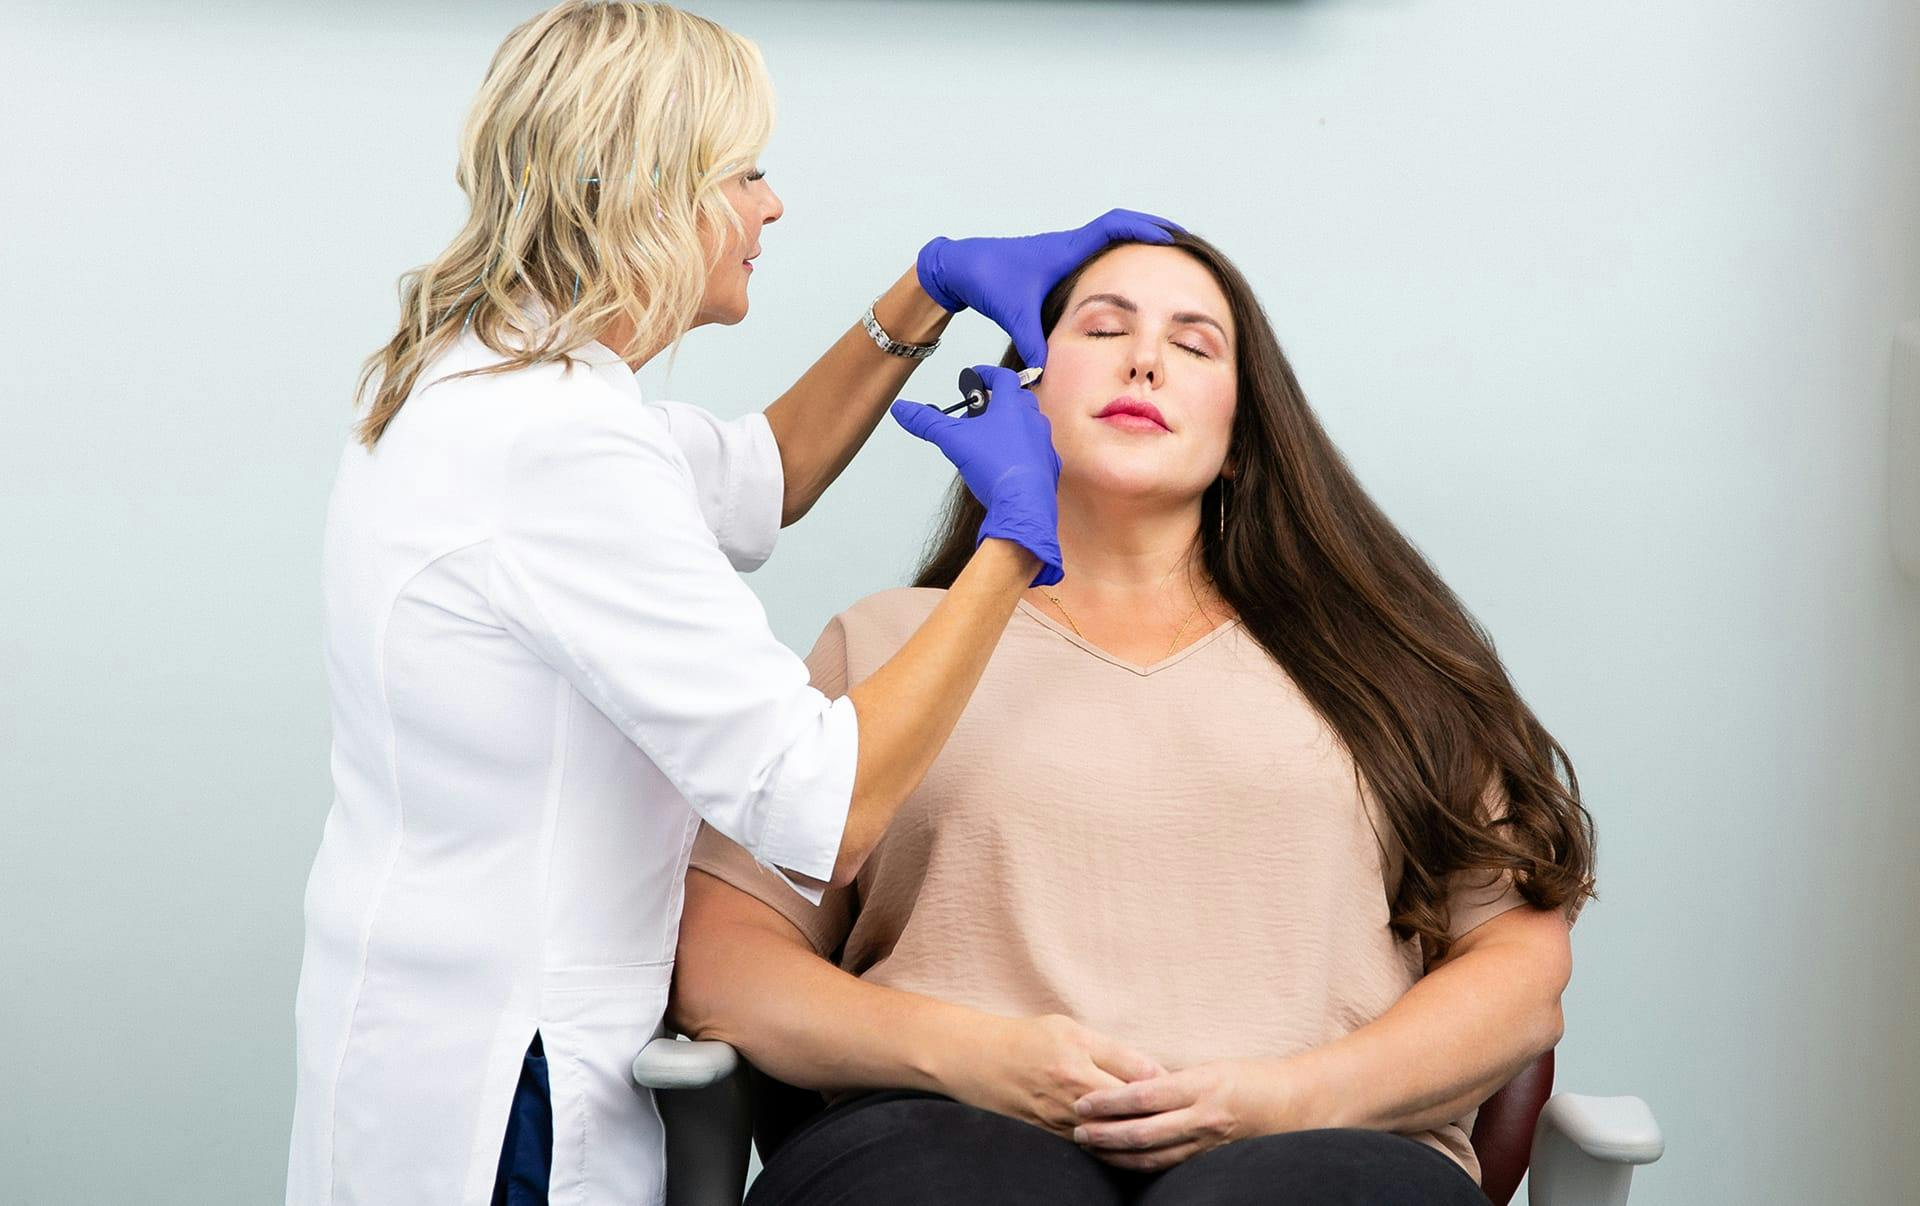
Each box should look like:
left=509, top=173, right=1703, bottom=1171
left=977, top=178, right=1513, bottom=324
left=288, top=333, right=856, bottom=1206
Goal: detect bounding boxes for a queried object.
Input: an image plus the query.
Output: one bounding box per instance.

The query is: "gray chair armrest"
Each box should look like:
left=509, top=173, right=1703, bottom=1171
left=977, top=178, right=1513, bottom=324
left=633, top=1036, right=754, bottom=1206
left=633, top=1035, right=741, bottom=1090
left=1528, top=1093, right=1664, bottom=1206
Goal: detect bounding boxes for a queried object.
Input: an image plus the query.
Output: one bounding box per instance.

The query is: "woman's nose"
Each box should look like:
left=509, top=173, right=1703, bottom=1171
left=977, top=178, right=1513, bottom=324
left=1125, top=338, right=1162, bottom=387
left=762, top=185, right=784, bottom=226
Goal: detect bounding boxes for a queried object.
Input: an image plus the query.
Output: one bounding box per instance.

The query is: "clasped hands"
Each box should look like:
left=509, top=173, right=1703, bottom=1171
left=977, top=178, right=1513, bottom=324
left=944, top=1013, right=1309, bottom=1174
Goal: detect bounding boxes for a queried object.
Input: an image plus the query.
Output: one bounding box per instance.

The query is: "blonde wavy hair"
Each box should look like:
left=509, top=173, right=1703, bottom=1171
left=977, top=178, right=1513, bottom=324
left=355, top=1, right=774, bottom=445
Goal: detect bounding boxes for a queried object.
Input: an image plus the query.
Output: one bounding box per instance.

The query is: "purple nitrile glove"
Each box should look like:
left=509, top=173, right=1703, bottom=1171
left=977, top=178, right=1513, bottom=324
left=890, top=365, right=1064, bottom=586
left=916, top=208, right=1182, bottom=368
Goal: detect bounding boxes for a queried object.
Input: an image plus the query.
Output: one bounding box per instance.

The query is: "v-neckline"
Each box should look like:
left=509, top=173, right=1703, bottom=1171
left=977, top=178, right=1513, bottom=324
left=1015, top=599, right=1242, bottom=678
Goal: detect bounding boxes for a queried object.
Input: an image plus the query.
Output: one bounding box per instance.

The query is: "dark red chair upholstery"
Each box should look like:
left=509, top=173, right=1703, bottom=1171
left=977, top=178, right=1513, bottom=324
left=1471, top=1049, right=1556, bottom=1204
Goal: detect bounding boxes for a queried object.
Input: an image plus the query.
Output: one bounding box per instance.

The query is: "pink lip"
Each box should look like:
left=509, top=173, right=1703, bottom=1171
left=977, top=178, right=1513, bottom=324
left=1094, top=396, right=1170, bottom=432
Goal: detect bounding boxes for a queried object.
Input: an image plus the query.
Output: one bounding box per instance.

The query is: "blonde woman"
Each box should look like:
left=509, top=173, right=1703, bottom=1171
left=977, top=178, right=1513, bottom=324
left=286, top=3, right=1173, bottom=1203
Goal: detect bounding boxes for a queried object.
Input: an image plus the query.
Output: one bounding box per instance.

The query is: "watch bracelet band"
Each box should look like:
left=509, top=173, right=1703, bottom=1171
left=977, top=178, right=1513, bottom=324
left=862, top=299, right=940, bottom=360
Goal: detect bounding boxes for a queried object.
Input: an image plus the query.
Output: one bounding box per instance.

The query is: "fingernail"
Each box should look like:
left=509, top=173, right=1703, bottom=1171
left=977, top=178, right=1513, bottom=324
left=1072, top=1127, right=1088, bottom=1144
left=1074, top=1100, right=1091, bottom=1117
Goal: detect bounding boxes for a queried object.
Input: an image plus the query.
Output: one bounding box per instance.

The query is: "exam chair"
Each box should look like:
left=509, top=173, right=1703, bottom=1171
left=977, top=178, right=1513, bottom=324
left=631, top=1036, right=1664, bottom=1206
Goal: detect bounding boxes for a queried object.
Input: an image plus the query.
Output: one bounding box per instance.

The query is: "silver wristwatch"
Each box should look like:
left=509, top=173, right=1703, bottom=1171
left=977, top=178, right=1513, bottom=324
left=862, top=299, right=941, bottom=360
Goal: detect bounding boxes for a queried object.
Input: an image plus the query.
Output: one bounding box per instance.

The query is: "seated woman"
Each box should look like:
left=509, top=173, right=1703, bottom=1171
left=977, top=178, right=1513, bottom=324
left=671, top=230, right=1595, bottom=1206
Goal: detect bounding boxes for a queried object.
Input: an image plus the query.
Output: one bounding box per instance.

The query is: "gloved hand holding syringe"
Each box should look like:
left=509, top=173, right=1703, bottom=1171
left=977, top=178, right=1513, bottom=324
left=891, top=365, right=1063, bottom=586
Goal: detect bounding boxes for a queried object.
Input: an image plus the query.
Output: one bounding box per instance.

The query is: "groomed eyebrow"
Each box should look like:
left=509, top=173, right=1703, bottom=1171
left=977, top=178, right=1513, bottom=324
left=1070, top=292, right=1228, bottom=338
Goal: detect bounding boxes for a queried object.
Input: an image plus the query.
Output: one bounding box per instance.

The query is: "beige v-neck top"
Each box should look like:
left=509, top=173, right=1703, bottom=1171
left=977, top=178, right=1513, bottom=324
left=690, top=588, right=1532, bottom=1183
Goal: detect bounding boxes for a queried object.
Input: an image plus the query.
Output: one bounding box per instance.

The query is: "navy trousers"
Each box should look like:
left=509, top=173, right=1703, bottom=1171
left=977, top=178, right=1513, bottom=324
left=491, top=1034, right=552, bottom=1206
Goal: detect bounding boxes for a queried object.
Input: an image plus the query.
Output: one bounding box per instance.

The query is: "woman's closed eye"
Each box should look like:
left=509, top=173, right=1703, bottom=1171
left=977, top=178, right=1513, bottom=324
left=1082, top=324, right=1213, bottom=357
left=1084, top=327, right=1211, bottom=360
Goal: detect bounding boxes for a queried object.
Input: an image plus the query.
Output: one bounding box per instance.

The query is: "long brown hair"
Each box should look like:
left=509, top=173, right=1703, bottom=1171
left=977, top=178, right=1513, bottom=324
left=914, top=231, right=1595, bottom=959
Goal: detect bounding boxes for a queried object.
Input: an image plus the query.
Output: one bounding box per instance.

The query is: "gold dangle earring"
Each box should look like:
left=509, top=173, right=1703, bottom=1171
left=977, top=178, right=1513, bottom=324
left=1217, top=476, right=1230, bottom=540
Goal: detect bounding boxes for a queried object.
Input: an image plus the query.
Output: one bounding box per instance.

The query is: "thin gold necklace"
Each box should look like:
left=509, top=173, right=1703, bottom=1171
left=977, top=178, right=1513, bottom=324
left=1038, top=587, right=1205, bottom=661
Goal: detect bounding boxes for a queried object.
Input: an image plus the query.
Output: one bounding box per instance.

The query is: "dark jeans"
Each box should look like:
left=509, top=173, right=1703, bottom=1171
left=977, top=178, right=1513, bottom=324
left=745, top=1091, right=1488, bottom=1206
left=491, top=1034, right=552, bottom=1206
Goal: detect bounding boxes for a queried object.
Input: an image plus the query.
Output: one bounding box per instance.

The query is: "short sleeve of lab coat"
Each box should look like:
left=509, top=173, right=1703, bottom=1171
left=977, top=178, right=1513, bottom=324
left=687, top=616, right=861, bottom=950
left=486, top=392, right=854, bottom=898
left=648, top=400, right=783, bottom=573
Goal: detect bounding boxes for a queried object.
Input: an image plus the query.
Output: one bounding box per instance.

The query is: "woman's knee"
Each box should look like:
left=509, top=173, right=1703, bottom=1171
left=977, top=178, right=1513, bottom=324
left=1135, top=1128, right=1485, bottom=1206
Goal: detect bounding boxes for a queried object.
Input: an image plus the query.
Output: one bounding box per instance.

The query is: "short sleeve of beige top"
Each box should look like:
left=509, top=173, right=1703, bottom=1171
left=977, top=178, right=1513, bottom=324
left=690, top=588, right=1549, bottom=1186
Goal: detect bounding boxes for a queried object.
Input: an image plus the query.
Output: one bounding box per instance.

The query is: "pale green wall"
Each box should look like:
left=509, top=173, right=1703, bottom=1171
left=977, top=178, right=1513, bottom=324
left=2, top=2, right=1915, bottom=1201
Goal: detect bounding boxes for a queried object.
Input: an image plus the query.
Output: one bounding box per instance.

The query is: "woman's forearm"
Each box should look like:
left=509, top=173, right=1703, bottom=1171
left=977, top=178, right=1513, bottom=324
left=763, top=267, right=952, bottom=526
left=1266, top=909, right=1571, bottom=1136
left=670, top=870, right=979, bottom=1094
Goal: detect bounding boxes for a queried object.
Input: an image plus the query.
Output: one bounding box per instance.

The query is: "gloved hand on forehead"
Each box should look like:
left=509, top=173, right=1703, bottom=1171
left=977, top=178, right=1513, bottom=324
left=891, top=365, right=1064, bottom=587
left=916, top=208, right=1182, bottom=369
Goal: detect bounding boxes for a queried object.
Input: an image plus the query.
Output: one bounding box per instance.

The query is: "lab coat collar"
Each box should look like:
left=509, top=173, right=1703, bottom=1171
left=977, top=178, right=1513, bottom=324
left=462, top=321, right=642, bottom=404
left=475, top=297, right=643, bottom=402
left=572, top=339, right=644, bottom=402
